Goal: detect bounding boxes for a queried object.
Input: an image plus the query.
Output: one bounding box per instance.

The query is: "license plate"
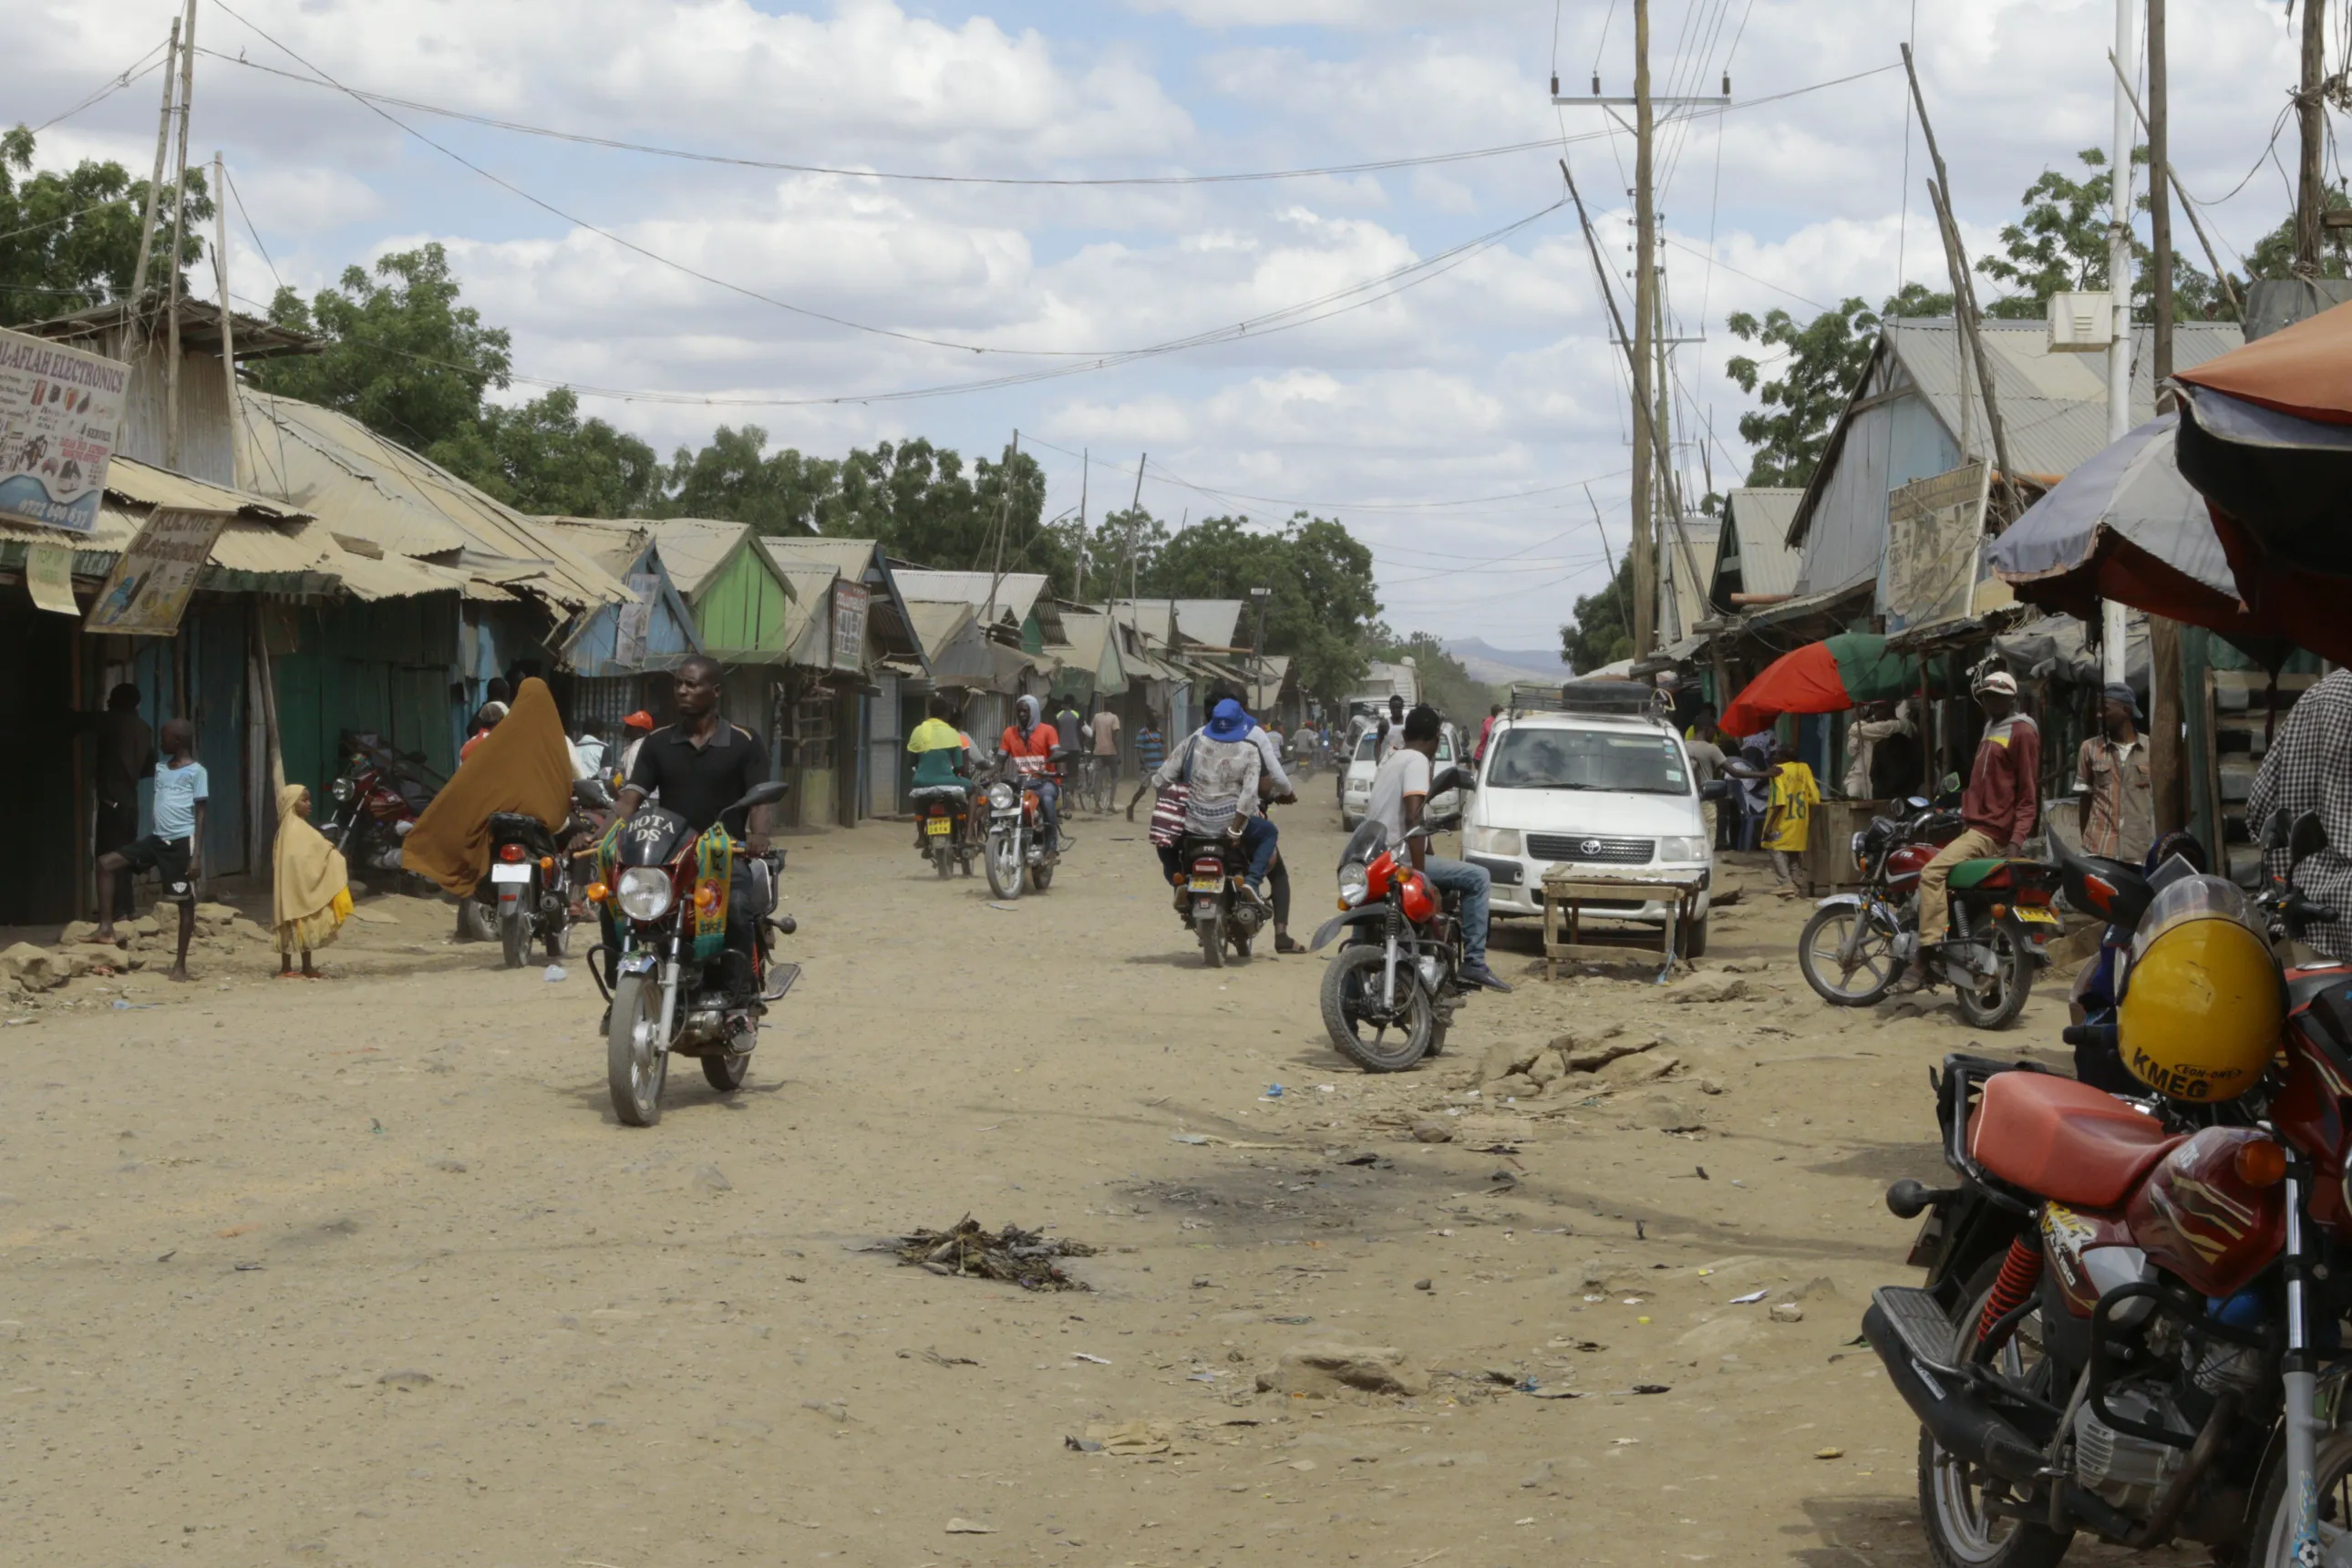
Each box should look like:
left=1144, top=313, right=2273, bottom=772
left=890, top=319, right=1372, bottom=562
left=1188, top=876, right=1223, bottom=892
left=924, top=818, right=953, bottom=836
left=490, top=863, right=531, bottom=883
left=2013, top=906, right=2059, bottom=925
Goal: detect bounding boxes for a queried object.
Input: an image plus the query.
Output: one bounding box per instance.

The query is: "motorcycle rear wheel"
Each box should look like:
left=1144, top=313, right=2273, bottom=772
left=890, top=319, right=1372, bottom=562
left=1951, top=923, right=2033, bottom=1031
left=1798, top=903, right=1900, bottom=1006
left=1320, top=944, right=1435, bottom=1072
left=1198, top=911, right=1225, bottom=968
left=985, top=830, right=1024, bottom=900
left=933, top=841, right=954, bottom=879
left=499, top=906, right=530, bottom=969
left=1915, top=1258, right=2071, bottom=1568
left=606, top=974, right=668, bottom=1128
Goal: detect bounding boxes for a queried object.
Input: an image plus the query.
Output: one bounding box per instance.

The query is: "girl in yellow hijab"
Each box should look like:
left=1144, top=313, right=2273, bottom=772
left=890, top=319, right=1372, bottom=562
left=274, top=784, right=353, bottom=977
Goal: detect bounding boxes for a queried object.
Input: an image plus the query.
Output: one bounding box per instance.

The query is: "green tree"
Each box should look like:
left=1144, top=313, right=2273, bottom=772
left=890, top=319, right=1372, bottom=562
left=1725, top=284, right=1951, bottom=488
left=1976, top=146, right=2225, bottom=319
left=1149, top=512, right=1380, bottom=706
left=662, top=424, right=841, bottom=533
left=1560, top=555, right=1635, bottom=672
left=2238, top=183, right=2352, bottom=283
left=438, top=389, right=662, bottom=517
left=252, top=243, right=512, bottom=455
left=1370, top=629, right=1493, bottom=728
left=0, top=126, right=209, bottom=326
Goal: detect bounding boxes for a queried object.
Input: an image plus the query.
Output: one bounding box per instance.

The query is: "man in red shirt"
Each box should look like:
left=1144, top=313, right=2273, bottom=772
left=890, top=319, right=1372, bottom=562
left=998, top=695, right=1064, bottom=849
left=1903, top=670, right=2040, bottom=989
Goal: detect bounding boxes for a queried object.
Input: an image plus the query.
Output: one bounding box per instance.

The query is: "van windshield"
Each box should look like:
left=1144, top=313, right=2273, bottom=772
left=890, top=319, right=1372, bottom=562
left=1356, top=727, right=1452, bottom=763
left=1485, top=728, right=1688, bottom=795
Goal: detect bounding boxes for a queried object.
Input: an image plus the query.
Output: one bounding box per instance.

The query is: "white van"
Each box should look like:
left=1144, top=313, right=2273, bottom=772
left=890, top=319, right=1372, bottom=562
left=1459, top=694, right=1714, bottom=954
left=1340, top=721, right=1460, bottom=829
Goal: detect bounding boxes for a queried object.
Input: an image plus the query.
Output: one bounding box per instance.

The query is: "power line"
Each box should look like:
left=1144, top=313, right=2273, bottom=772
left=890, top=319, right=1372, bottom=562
left=1660, top=234, right=1830, bottom=311
left=31, top=41, right=170, bottom=133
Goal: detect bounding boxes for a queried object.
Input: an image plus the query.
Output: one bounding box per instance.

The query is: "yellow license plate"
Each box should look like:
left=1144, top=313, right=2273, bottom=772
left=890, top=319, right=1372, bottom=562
left=1188, top=877, right=1223, bottom=892
left=923, top=818, right=952, bottom=836
left=2014, top=906, right=2059, bottom=925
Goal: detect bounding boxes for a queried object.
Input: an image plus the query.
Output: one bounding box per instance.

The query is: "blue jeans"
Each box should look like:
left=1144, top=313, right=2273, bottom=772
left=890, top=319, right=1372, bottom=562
left=1419, top=855, right=1492, bottom=966
left=1241, top=815, right=1279, bottom=886
left=1027, top=779, right=1059, bottom=845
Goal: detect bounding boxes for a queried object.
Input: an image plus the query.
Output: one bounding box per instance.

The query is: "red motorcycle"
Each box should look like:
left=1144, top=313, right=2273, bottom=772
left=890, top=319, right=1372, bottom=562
left=320, top=730, right=441, bottom=887
left=1867, top=817, right=2351, bottom=1565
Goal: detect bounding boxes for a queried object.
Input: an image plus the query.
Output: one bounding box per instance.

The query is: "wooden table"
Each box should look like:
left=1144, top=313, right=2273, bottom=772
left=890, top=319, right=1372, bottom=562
left=1538, top=870, right=1707, bottom=984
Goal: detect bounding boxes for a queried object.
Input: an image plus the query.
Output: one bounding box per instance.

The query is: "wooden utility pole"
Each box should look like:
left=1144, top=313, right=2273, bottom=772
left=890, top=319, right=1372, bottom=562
left=2108, top=52, right=2241, bottom=318
left=2296, top=0, right=2328, bottom=273
left=2148, top=0, right=2173, bottom=386
left=128, top=17, right=181, bottom=316
left=211, top=152, right=238, bottom=487
left=2146, top=0, right=2186, bottom=833
left=1073, top=449, right=1089, bottom=603
left=981, top=430, right=1018, bottom=630
left=1123, top=452, right=1147, bottom=605
left=1628, top=0, right=1657, bottom=657
left=162, top=0, right=198, bottom=472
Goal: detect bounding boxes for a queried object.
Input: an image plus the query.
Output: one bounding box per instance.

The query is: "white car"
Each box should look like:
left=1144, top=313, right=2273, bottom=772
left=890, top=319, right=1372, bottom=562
left=1340, top=723, right=1460, bottom=829
left=1458, top=707, right=1715, bottom=954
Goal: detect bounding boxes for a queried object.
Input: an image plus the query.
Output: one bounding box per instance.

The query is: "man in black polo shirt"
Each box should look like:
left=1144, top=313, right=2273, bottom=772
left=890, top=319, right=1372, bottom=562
left=616, top=655, right=773, bottom=995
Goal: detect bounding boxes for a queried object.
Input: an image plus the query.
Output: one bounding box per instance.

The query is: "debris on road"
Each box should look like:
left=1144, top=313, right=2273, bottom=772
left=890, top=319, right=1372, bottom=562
left=886, top=1215, right=1098, bottom=1291
left=1254, top=1342, right=1429, bottom=1398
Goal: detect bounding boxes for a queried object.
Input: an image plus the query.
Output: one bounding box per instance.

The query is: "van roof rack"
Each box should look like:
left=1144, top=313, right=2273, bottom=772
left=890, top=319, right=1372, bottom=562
left=1507, top=679, right=1666, bottom=721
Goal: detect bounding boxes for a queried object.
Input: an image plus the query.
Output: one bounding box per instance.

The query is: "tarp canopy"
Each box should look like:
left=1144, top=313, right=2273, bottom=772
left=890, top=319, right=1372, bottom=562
left=1718, top=633, right=1916, bottom=738
left=1987, top=413, right=2266, bottom=642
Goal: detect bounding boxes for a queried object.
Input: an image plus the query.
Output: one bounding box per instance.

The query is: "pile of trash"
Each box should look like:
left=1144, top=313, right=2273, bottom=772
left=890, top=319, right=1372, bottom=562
left=887, top=1215, right=1097, bottom=1292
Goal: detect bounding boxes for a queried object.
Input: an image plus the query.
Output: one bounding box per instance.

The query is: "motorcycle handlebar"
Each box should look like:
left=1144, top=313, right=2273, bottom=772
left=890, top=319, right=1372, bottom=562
left=2061, top=1023, right=2118, bottom=1051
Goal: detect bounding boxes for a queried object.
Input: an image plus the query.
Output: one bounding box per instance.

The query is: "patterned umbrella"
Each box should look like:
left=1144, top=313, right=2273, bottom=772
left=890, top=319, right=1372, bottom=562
left=1717, top=633, right=1915, bottom=739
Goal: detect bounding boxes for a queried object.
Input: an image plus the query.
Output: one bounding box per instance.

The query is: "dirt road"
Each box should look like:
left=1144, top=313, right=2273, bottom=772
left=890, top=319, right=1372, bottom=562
left=2, top=799, right=2186, bottom=1566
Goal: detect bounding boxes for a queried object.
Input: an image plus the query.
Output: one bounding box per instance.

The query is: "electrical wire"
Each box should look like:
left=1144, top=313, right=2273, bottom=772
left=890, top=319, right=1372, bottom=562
left=1661, top=235, right=1830, bottom=311
left=221, top=165, right=285, bottom=292
left=31, top=42, right=170, bottom=133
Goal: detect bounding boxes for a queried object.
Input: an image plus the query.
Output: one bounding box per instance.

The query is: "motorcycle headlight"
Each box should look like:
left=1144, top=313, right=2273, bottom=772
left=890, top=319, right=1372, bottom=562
left=330, top=778, right=355, bottom=803
left=615, top=866, right=674, bottom=922
left=1656, top=835, right=1708, bottom=863
left=1464, top=825, right=1522, bottom=858
left=1337, top=869, right=1369, bottom=908
left=987, top=781, right=1016, bottom=810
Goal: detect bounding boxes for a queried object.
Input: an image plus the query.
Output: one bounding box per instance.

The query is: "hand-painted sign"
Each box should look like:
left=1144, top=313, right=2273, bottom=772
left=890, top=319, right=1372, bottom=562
left=830, top=579, right=869, bottom=671
left=0, top=326, right=128, bottom=534
left=83, top=507, right=232, bottom=636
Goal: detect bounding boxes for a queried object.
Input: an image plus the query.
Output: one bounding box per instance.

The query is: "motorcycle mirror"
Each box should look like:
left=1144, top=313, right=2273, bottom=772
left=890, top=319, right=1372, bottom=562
left=730, top=779, right=790, bottom=813
left=2290, top=810, right=2327, bottom=872
left=2262, top=810, right=2292, bottom=851
left=572, top=778, right=614, bottom=809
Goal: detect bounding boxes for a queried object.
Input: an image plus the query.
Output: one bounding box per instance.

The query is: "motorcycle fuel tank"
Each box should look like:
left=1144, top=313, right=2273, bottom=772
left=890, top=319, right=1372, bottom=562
left=1885, top=841, right=1936, bottom=892
left=2125, top=1126, right=2287, bottom=1299
left=614, top=808, right=691, bottom=868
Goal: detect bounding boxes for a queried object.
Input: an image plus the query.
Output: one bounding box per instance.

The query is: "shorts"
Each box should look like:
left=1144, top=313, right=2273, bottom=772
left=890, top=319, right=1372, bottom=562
left=119, top=834, right=195, bottom=903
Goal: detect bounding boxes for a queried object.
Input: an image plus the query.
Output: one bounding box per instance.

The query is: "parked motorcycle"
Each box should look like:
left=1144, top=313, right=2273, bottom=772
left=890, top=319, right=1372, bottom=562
left=586, top=779, right=797, bottom=1128
left=1308, top=768, right=1477, bottom=1072
left=2054, top=831, right=2205, bottom=1092
left=913, top=785, right=978, bottom=880
left=473, top=779, right=613, bottom=967
left=319, top=730, right=441, bottom=887
left=982, top=750, right=1069, bottom=900
left=1864, top=815, right=2350, bottom=1565
left=1798, top=796, right=2059, bottom=1028
left=1180, top=829, right=1272, bottom=967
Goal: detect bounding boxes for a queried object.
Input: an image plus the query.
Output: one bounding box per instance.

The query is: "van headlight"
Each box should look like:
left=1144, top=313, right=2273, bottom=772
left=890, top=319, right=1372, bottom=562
left=1464, top=825, right=1522, bottom=857
left=1656, top=835, right=1708, bottom=863
left=615, top=866, right=674, bottom=921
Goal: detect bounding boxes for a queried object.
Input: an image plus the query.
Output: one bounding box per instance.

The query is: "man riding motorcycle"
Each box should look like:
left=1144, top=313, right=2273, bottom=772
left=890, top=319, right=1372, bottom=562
left=905, top=696, right=971, bottom=852
left=997, top=695, right=1064, bottom=852
left=612, top=655, right=773, bottom=1001
left=1150, top=696, right=1263, bottom=897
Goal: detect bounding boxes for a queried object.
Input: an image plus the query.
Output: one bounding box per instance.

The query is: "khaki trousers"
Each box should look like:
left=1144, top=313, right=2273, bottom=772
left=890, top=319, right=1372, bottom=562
left=1917, top=828, right=2001, bottom=946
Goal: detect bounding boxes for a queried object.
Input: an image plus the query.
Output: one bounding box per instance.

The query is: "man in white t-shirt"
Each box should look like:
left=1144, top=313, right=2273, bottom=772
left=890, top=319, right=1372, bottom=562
left=1364, top=705, right=1511, bottom=992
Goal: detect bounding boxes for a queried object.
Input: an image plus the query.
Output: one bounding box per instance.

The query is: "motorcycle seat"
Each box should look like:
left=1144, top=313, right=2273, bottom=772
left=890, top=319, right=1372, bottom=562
left=1967, top=1070, right=2182, bottom=1211
left=909, top=785, right=968, bottom=800
left=1945, top=858, right=2007, bottom=891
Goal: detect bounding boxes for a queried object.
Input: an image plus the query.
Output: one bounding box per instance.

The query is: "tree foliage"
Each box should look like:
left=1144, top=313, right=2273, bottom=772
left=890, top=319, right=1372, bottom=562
left=1976, top=146, right=2225, bottom=320
left=1560, top=554, right=1635, bottom=673
left=1371, top=629, right=1493, bottom=727
left=0, top=126, right=209, bottom=327
left=1146, top=512, right=1381, bottom=707
left=1724, top=284, right=1950, bottom=489
left=437, top=389, right=662, bottom=518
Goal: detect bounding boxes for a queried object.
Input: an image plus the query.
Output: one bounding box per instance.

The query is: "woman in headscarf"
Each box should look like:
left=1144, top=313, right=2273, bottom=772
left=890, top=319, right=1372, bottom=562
left=273, top=784, right=353, bottom=977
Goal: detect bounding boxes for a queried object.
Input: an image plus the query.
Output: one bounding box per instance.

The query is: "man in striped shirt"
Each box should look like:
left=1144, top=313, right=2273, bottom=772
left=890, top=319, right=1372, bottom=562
left=1125, top=710, right=1168, bottom=820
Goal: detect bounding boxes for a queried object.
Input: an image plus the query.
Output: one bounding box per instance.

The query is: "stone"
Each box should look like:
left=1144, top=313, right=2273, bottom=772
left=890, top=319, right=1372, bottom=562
left=193, top=902, right=240, bottom=927
left=1666, top=975, right=1750, bottom=1005
left=0, top=944, right=80, bottom=994
left=377, top=1369, right=435, bottom=1389
left=57, top=921, right=101, bottom=946
left=1624, top=1089, right=1704, bottom=1131
left=1525, top=1049, right=1569, bottom=1087
left=1479, top=1041, right=1535, bottom=1083
left=690, top=1164, right=733, bottom=1195
left=1410, top=1121, right=1454, bottom=1144
left=1256, top=1342, right=1430, bottom=1398
left=1769, top=1303, right=1805, bottom=1325
left=129, top=915, right=160, bottom=937
left=1791, top=1275, right=1840, bottom=1302
left=1560, top=1034, right=1651, bottom=1073
left=1490, top=1073, right=1540, bottom=1100
left=1598, top=1051, right=1681, bottom=1089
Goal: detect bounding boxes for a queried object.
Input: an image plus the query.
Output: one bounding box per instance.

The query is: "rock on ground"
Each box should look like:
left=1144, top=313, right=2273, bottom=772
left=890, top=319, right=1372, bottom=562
left=1256, top=1343, right=1430, bottom=1398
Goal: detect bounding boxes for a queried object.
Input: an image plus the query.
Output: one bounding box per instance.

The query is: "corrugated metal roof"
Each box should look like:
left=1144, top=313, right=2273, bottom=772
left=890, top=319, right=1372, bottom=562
left=896, top=569, right=1047, bottom=625
left=235, top=390, right=626, bottom=607
left=1657, top=519, right=1721, bottom=645
left=1716, top=489, right=1803, bottom=597
left=775, top=564, right=837, bottom=665
left=1107, top=597, right=1248, bottom=648
left=541, top=517, right=653, bottom=577
left=762, top=536, right=882, bottom=578
left=645, top=517, right=753, bottom=597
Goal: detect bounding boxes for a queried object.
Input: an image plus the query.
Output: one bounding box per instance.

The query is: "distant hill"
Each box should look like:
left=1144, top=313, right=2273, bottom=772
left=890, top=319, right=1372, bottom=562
left=1443, top=637, right=1574, bottom=687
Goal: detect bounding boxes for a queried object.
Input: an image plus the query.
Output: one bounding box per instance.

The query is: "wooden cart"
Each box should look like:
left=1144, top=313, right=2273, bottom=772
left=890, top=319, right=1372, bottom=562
left=1538, top=869, right=1707, bottom=984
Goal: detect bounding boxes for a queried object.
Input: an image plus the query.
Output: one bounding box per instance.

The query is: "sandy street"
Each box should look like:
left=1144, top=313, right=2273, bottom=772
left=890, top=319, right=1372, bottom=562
left=1, top=798, right=2194, bottom=1568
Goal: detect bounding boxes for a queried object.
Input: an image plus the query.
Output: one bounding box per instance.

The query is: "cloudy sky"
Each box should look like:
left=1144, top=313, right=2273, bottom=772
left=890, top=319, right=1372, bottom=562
left=9, top=0, right=2326, bottom=650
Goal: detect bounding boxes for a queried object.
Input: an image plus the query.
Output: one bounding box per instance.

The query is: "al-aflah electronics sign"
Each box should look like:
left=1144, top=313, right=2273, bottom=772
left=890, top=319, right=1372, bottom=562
left=0, top=325, right=128, bottom=534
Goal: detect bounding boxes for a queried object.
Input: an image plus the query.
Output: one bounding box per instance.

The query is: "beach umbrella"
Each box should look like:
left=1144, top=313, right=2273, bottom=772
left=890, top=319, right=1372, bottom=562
left=1717, top=633, right=1914, bottom=739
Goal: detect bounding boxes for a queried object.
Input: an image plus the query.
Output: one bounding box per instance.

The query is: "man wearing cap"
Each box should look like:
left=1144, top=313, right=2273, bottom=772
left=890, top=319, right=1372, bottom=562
left=617, top=710, right=657, bottom=788
left=1903, top=670, right=2040, bottom=989
left=2076, top=684, right=2153, bottom=865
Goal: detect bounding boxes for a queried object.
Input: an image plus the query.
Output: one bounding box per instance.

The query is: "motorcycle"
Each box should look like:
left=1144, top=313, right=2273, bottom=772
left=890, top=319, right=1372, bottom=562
left=913, top=784, right=978, bottom=880
left=1864, top=813, right=2351, bottom=1566
left=474, top=779, right=612, bottom=968
left=2054, top=831, right=2205, bottom=1093
left=586, top=779, right=797, bottom=1128
left=1798, top=795, right=2060, bottom=1029
left=1308, top=768, right=1477, bottom=1072
left=1180, top=829, right=1272, bottom=967
left=982, top=749, right=1069, bottom=900
left=319, top=729, right=441, bottom=887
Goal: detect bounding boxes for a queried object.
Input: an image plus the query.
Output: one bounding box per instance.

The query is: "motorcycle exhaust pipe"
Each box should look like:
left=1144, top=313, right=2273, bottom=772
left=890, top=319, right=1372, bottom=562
left=1861, top=1302, right=2045, bottom=1484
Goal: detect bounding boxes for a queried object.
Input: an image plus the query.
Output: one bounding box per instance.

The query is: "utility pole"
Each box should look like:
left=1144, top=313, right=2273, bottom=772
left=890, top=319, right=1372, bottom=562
left=2109, top=52, right=2240, bottom=318
left=211, top=152, right=238, bottom=486
left=2102, top=0, right=2135, bottom=686
left=1553, top=12, right=1727, bottom=661
left=1124, top=452, right=1147, bottom=606
left=1074, top=449, right=1089, bottom=603
left=981, top=430, right=1018, bottom=631
left=128, top=16, right=181, bottom=318
left=162, top=0, right=198, bottom=472
left=2146, top=0, right=2185, bottom=834
left=2296, top=0, right=2328, bottom=273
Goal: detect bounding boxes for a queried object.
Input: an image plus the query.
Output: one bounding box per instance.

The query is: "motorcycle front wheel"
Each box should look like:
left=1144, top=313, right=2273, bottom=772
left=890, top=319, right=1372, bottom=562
left=2246, top=1427, right=2352, bottom=1566
left=1030, top=861, right=1055, bottom=892
left=985, top=829, right=1024, bottom=900
left=606, top=974, right=668, bottom=1128
left=1320, top=944, right=1435, bottom=1072
left=702, top=1047, right=751, bottom=1094
left=1798, top=903, right=1900, bottom=1006
left=1952, top=922, right=2034, bottom=1031
left=1916, top=1260, right=2071, bottom=1568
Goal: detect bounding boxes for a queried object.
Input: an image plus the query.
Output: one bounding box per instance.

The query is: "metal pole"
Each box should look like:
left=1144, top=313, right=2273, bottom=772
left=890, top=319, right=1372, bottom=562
left=2102, top=0, right=2135, bottom=686
left=2297, top=0, right=2328, bottom=273
left=2146, top=0, right=2186, bottom=836
left=1628, top=0, right=1657, bottom=657
left=162, top=0, right=198, bottom=472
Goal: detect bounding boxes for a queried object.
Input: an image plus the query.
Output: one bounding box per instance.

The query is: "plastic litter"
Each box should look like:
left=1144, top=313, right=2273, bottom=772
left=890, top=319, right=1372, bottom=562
left=1730, top=1289, right=1769, bottom=1305
left=543, top=965, right=566, bottom=982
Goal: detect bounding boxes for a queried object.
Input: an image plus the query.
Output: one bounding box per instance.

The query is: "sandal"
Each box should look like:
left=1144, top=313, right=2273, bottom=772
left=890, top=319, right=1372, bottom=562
left=1274, top=934, right=1305, bottom=954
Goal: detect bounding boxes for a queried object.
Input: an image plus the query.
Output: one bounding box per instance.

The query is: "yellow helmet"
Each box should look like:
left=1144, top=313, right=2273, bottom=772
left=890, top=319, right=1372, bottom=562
left=2116, top=875, right=2283, bottom=1102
